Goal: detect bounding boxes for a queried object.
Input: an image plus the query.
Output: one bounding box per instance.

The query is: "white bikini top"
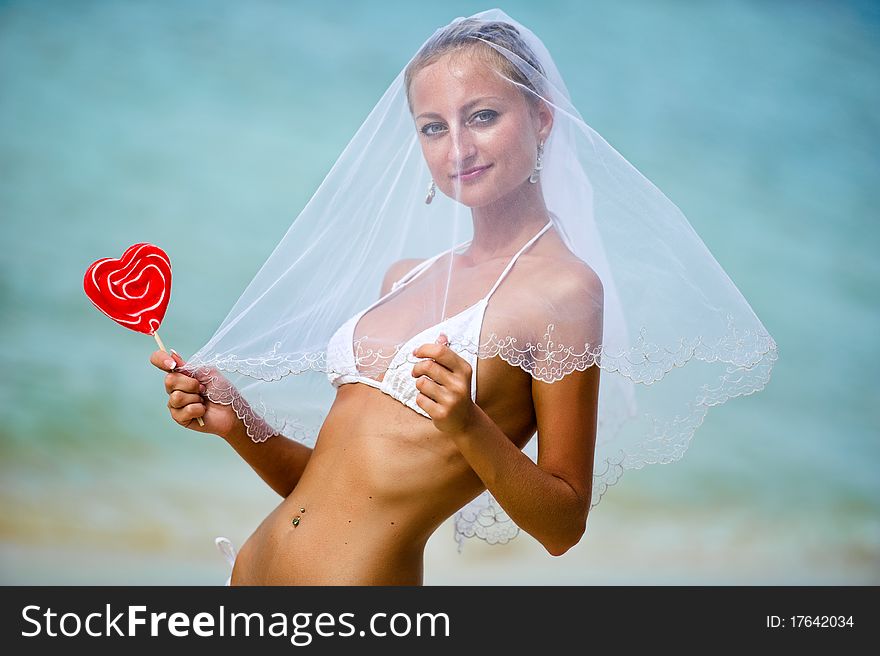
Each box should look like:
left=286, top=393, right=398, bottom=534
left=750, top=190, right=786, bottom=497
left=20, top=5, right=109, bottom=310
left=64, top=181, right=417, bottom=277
left=325, top=219, right=553, bottom=418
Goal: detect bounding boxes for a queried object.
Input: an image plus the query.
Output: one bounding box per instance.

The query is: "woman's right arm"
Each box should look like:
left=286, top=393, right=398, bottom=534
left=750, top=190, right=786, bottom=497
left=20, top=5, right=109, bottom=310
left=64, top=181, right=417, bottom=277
left=150, top=349, right=312, bottom=498
left=221, top=419, right=312, bottom=499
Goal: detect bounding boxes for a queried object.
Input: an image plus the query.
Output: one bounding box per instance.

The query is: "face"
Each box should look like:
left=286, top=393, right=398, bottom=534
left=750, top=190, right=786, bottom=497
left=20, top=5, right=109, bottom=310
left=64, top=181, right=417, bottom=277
left=409, top=50, right=551, bottom=208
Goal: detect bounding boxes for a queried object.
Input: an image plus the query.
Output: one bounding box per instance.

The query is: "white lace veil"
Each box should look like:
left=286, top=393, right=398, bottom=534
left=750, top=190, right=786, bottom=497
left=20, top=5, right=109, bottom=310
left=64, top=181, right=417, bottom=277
left=179, top=8, right=778, bottom=552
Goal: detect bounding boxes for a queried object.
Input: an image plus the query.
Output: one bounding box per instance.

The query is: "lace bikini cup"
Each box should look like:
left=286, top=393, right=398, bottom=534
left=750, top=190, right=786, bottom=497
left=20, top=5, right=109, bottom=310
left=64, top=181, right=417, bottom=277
left=325, top=219, right=555, bottom=418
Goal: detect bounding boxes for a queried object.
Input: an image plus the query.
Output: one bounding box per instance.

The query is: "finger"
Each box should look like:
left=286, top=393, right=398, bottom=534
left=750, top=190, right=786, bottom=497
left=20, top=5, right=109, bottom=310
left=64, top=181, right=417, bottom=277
left=165, top=372, right=201, bottom=395
left=168, top=390, right=204, bottom=410
left=412, top=341, right=443, bottom=359
left=150, top=349, right=178, bottom=372
left=415, top=375, right=448, bottom=404
left=414, top=385, right=440, bottom=417
left=411, top=358, right=454, bottom=387
left=413, top=340, right=469, bottom=377
left=172, top=402, right=206, bottom=426
left=164, top=372, right=201, bottom=395
left=168, top=348, right=188, bottom=369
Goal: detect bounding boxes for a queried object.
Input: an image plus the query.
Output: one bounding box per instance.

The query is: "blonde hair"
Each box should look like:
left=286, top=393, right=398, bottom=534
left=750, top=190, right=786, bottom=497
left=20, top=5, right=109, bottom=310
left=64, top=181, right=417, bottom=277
left=404, top=18, right=548, bottom=115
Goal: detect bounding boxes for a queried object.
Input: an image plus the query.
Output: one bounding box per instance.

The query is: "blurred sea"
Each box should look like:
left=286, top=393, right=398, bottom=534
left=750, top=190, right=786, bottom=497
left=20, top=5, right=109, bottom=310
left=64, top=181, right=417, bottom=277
left=1, top=0, right=877, bottom=584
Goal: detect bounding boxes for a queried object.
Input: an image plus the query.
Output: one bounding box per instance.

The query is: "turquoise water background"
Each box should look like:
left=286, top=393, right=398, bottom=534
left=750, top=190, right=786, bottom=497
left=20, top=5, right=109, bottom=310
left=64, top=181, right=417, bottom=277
left=1, top=0, right=877, bottom=584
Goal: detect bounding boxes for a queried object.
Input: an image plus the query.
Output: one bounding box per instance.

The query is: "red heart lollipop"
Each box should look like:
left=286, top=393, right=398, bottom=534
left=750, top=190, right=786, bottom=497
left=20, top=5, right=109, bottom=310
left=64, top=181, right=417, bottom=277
left=83, top=243, right=171, bottom=335
left=84, top=243, right=204, bottom=426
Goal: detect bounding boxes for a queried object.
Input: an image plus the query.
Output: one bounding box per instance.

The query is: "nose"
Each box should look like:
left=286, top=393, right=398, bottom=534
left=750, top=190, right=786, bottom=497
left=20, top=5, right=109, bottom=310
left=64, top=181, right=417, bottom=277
left=446, top=126, right=477, bottom=167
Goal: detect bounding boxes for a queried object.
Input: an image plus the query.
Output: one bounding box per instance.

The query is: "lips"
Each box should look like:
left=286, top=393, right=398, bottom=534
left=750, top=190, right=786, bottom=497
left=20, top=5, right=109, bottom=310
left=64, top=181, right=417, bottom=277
left=451, top=164, right=492, bottom=179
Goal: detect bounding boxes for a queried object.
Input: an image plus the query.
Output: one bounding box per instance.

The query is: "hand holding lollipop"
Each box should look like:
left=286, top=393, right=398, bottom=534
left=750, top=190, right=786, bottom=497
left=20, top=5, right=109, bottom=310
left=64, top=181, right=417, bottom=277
left=148, top=347, right=243, bottom=438
left=83, top=243, right=206, bottom=426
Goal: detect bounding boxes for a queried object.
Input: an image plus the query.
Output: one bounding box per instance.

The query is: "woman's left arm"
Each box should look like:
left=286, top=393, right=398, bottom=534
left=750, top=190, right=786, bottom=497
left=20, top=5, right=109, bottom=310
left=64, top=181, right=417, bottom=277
left=413, top=268, right=603, bottom=556
left=461, top=363, right=598, bottom=556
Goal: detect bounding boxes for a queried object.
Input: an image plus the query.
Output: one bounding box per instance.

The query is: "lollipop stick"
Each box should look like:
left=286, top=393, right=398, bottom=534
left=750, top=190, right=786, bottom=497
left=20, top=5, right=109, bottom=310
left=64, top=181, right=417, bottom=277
left=153, top=330, right=205, bottom=427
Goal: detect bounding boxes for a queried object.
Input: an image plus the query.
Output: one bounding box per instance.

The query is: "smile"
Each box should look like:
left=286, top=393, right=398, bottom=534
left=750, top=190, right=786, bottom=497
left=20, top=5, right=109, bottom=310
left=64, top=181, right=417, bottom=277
left=451, top=164, right=492, bottom=182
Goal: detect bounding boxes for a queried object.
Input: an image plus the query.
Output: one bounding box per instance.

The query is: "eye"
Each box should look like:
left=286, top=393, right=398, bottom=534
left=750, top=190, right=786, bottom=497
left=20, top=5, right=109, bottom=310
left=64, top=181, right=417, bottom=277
left=420, top=123, right=445, bottom=137
left=472, top=110, right=497, bottom=124
left=419, top=110, right=497, bottom=137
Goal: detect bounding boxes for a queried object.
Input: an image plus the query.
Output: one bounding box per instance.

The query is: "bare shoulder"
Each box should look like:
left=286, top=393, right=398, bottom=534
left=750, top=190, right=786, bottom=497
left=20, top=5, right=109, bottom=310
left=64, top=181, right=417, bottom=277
left=560, top=259, right=604, bottom=304
left=528, top=252, right=604, bottom=307
left=519, top=252, right=604, bottom=356
left=525, top=229, right=604, bottom=301
left=380, top=257, right=426, bottom=296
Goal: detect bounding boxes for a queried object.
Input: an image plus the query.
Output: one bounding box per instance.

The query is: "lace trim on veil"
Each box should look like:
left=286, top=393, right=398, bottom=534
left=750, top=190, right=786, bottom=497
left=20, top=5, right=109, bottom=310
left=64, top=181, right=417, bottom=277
left=180, top=313, right=778, bottom=552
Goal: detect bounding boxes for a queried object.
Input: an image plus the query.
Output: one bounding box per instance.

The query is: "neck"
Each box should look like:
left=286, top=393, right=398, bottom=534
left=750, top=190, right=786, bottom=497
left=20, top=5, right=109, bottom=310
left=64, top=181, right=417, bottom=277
left=468, top=180, right=550, bottom=260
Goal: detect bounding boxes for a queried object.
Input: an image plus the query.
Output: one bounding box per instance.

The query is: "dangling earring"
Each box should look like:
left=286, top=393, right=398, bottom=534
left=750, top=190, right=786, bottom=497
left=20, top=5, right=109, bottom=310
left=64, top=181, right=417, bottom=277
left=529, top=141, right=544, bottom=184
left=425, top=179, right=436, bottom=204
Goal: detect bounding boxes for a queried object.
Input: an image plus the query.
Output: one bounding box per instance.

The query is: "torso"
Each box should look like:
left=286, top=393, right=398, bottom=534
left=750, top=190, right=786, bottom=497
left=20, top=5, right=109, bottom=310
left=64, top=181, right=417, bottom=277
left=231, top=228, right=579, bottom=585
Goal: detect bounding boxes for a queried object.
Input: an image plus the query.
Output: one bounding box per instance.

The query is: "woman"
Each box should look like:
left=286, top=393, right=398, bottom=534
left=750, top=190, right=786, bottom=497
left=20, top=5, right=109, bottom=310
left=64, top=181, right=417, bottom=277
left=150, top=10, right=776, bottom=585
left=154, top=18, right=599, bottom=586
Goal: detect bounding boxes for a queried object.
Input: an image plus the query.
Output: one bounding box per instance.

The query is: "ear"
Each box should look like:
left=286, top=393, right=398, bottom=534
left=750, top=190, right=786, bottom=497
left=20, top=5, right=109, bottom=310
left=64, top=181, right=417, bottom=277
left=532, top=98, right=554, bottom=144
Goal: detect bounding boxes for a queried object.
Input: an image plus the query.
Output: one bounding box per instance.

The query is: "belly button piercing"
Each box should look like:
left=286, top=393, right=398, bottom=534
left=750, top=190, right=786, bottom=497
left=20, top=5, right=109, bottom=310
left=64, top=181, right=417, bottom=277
left=292, top=507, right=306, bottom=527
